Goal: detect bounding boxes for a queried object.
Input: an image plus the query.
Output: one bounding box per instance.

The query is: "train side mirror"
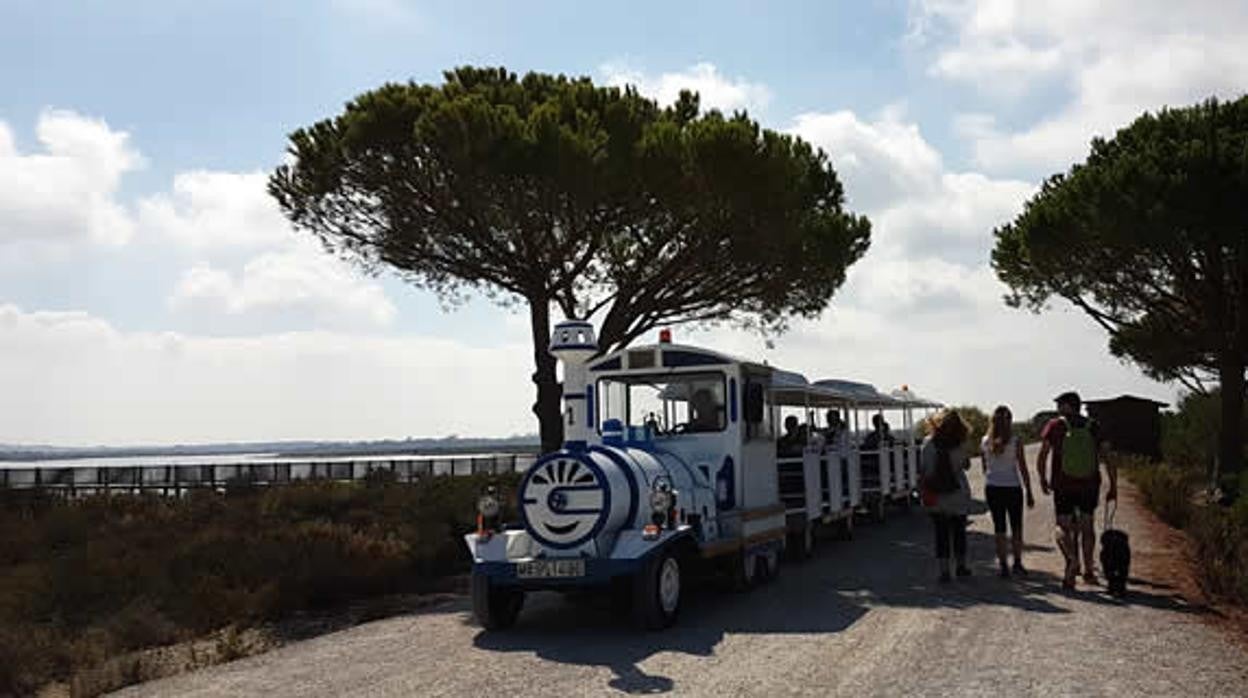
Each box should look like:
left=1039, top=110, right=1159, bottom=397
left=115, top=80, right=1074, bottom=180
left=744, top=382, right=765, bottom=423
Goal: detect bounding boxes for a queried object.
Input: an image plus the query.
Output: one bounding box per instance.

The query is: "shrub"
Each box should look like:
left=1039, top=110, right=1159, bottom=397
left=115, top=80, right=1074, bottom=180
left=1189, top=500, right=1248, bottom=604
left=1012, top=420, right=1038, bottom=444
left=1161, top=391, right=1222, bottom=473
left=1122, top=457, right=1197, bottom=527
left=0, top=471, right=522, bottom=694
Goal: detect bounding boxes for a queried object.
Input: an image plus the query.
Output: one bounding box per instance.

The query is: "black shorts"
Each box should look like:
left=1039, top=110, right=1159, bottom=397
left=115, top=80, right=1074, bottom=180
left=1054, top=488, right=1099, bottom=518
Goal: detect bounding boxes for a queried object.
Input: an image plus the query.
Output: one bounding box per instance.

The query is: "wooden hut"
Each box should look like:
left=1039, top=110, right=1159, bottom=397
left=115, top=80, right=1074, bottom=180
left=1084, top=395, right=1168, bottom=460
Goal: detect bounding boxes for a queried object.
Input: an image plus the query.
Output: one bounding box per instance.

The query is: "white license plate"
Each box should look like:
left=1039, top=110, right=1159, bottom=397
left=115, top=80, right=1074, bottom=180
left=516, top=559, right=585, bottom=579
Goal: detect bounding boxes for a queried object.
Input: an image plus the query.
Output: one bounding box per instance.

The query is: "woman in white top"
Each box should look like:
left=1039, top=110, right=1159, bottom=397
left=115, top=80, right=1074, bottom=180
left=981, top=405, right=1035, bottom=578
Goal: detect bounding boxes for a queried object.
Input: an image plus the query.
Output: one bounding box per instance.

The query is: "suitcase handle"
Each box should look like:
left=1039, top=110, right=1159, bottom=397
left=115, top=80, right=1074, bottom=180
left=1103, top=498, right=1117, bottom=531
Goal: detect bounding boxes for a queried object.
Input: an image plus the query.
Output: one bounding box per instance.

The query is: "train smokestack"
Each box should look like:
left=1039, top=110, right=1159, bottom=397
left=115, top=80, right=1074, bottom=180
left=549, top=320, right=598, bottom=448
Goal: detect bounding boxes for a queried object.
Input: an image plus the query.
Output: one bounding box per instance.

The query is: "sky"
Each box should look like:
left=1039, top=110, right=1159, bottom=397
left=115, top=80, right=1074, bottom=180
left=2, top=0, right=1245, bottom=446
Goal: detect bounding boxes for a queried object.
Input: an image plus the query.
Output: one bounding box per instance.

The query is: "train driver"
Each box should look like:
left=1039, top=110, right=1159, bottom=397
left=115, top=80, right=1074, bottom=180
left=687, top=388, right=722, bottom=433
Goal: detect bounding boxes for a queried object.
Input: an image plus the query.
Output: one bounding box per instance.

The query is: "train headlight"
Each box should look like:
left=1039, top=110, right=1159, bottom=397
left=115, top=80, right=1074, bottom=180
left=649, top=478, right=677, bottom=531
left=649, top=479, right=674, bottom=514
left=477, top=488, right=500, bottom=519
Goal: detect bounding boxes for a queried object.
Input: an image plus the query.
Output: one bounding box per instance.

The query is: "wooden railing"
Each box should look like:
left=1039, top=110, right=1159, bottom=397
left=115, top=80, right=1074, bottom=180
left=0, top=453, right=539, bottom=496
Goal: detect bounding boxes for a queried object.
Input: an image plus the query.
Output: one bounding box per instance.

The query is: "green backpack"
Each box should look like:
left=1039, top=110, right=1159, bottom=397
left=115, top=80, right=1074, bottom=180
left=1060, top=417, right=1097, bottom=478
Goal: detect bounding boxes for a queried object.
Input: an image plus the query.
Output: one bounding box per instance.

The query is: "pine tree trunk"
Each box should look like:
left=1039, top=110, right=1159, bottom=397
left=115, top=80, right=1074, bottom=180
left=1217, top=354, right=1244, bottom=476
left=528, top=299, right=564, bottom=454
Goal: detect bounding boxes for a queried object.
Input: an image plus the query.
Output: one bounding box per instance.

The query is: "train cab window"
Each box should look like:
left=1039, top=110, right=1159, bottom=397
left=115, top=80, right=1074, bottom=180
left=598, top=379, right=628, bottom=426
left=597, top=372, right=726, bottom=435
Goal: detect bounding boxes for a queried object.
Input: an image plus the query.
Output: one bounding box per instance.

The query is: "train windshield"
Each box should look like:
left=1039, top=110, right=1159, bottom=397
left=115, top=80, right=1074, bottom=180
left=597, top=372, right=727, bottom=435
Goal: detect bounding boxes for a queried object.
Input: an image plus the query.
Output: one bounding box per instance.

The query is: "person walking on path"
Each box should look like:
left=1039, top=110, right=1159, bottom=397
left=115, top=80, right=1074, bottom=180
left=920, top=409, right=973, bottom=582
left=981, top=405, right=1035, bottom=578
left=1036, top=391, right=1118, bottom=590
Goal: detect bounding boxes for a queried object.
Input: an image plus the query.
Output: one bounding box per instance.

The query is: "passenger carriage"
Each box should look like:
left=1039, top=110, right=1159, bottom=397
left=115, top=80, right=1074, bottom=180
left=813, top=380, right=939, bottom=521
left=463, top=320, right=940, bottom=631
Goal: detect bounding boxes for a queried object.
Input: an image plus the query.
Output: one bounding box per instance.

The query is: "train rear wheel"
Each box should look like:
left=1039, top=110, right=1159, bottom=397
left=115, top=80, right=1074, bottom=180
left=732, top=550, right=759, bottom=592
left=471, top=572, right=524, bottom=631
left=760, top=547, right=781, bottom=583
left=787, top=523, right=816, bottom=561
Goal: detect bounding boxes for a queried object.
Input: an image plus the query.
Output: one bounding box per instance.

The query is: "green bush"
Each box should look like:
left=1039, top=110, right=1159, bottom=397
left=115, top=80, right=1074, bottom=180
left=1121, top=457, right=1197, bottom=527
left=1117, top=452, right=1248, bottom=606
left=0, top=472, right=520, bottom=695
left=1012, top=420, right=1039, bottom=444
left=1189, top=499, right=1248, bottom=604
left=1124, top=388, right=1248, bottom=608
left=1162, top=391, right=1222, bottom=473
left=1161, top=388, right=1248, bottom=482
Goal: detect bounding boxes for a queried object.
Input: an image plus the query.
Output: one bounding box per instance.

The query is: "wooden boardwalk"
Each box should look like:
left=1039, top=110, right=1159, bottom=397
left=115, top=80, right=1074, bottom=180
left=0, top=453, right=537, bottom=495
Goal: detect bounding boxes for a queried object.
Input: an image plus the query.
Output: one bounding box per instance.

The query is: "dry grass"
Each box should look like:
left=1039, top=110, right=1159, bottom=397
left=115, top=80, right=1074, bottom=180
left=0, top=472, right=518, bottom=696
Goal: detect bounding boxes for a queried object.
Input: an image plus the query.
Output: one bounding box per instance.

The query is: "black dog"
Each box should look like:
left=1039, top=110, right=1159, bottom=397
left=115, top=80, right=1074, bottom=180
left=1100, top=527, right=1131, bottom=597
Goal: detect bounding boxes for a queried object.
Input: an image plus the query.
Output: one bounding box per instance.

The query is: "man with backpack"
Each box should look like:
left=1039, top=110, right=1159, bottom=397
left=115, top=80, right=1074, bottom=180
left=1036, top=391, right=1118, bottom=590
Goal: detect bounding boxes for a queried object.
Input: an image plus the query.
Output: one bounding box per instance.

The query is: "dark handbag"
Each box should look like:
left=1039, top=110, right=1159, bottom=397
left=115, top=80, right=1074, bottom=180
left=923, top=448, right=960, bottom=494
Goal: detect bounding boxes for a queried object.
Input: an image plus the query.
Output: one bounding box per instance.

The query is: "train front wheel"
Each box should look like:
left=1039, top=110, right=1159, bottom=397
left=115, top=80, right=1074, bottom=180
left=634, top=548, right=682, bottom=630
left=471, top=572, right=524, bottom=631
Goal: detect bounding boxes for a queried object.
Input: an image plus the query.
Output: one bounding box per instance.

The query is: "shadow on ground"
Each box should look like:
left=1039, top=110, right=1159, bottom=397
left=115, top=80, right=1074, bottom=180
left=471, top=501, right=1215, bottom=694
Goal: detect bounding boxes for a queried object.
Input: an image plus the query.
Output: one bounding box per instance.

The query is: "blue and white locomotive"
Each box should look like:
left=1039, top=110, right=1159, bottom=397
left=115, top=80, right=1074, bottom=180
left=464, top=320, right=939, bottom=630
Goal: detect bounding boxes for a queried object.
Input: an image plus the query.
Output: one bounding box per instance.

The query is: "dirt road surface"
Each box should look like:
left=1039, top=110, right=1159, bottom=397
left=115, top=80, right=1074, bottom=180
left=117, top=447, right=1248, bottom=696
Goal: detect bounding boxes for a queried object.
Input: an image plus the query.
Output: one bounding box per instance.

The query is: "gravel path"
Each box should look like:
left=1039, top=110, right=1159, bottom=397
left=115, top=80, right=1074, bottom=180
left=117, top=447, right=1248, bottom=697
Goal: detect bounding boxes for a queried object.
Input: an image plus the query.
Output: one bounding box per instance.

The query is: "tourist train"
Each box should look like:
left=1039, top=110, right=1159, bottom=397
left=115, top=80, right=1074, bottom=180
left=463, top=320, right=941, bottom=630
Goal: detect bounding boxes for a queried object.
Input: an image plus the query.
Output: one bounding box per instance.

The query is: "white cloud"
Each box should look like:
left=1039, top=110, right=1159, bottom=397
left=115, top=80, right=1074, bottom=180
left=912, top=0, right=1248, bottom=173
left=790, top=108, right=1033, bottom=262
left=169, top=240, right=397, bottom=329
left=0, top=109, right=141, bottom=245
left=0, top=303, right=532, bottom=445
left=599, top=62, right=772, bottom=113
left=791, top=108, right=943, bottom=211
left=137, top=166, right=397, bottom=331
left=138, top=170, right=292, bottom=249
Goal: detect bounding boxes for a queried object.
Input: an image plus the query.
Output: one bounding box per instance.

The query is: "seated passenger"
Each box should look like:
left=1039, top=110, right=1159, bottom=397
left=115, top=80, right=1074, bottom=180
left=862, top=414, right=886, bottom=451
left=823, top=410, right=847, bottom=450
left=778, top=415, right=803, bottom=456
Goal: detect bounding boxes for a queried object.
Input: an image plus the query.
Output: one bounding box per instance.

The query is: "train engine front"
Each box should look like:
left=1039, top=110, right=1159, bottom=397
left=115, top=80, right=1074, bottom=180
left=465, top=321, right=711, bottom=630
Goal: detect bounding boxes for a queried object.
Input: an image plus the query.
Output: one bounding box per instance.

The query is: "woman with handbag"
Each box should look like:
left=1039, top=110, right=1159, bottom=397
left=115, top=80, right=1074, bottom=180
left=920, top=409, right=973, bottom=582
